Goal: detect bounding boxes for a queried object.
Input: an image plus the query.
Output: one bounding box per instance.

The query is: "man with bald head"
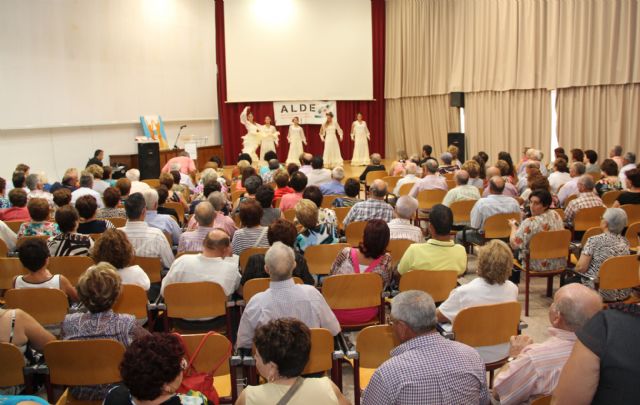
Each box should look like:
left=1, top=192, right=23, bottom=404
left=342, top=178, right=395, bottom=227
left=442, top=170, right=481, bottom=207
left=492, top=284, right=602, bottom=404
left=483, top=166, right=519, bottom=197
left=409, top=158, right=448, bottom=198
left=457, top=176, right=520, bottom=245
left=359, top=153, right=386, bottom=182
left=298, top=152, right=314, bottom=175
left=178, top=201, right=215, bottom=253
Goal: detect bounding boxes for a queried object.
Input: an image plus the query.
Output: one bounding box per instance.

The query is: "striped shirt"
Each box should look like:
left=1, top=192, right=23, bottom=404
left=388, top=218, right=423, bottom=243
left=493, top=328, right=577, bottom=405
left=178, top=226, right=213, bottom=253
left=48, top=233, right=94, bottom=256
left=231, top=226, right=269, bottom=256
left=119, top=221, right=174, bottom=269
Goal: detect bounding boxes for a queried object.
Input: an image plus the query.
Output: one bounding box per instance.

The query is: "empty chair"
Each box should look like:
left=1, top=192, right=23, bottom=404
left=352, top=325, right=398, bottom=405
left=5, top=288, right=69, bottom=327
left=399, top=270, right=458, bottom=303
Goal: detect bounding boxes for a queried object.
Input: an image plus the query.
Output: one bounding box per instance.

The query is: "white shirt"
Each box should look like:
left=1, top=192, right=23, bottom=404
left=119, top=221, right=174, bottom=269
left=307, top=168, right=332, bottom=186
left=71, top=187, right=104, bottom=208
left=388, top=218, right=423, bottom=243
left=0, top=220, right=17, bottom=251
left=470, top=195, right=520, bottom=230
left=15, top=274, right=61, bottom=289
left=118, top=265, right=151, bottom=291
left=442, top=185, right=481, bottom=207
left=27, top=190, right=54, bottom=208
left=160, top=254, right=241, bottom=297
left=557, top=177, right=579, bottom=205
left=548, top=171, right=572, bottom=194
left=129, top=181, right=151, bottom=195
left=619, top=163, right=637, bottom=185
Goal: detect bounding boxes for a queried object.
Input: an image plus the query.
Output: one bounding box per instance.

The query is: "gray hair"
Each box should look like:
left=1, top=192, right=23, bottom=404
left=126, top=168, right=140, bottom=182
left=200, top=168, right=218, bottom=185
left=370, top=179, right=388, bottom=198
left=371, top=153, right=382, bottom=165
left=265, top=242, right=295, bottom=281
left=170, top=163, right=182, bottom=171
left=25, top=173, right=40, bottom=191
left=141, top=189, right=159, bottom=210
left=455, top=170, right=469, bottom=185
left=395, top=196, right=418, bottom=220
left=526, top=148, right=542, bottom=161
left=624, top=152, right=636, bottom=163
left=207, top=191, right=227, bottom=211
left=79, top=173, right=93, bottom=188
left=440, top=152, right=453, bottom=165
left=603, top=207, right=628, bottom=234
left=554, top=284, right=603, bottom=332
left=425, top=159, right=439, bottom=174
left=405, top=162, right=417, bottom=175
left=571, top=162, right=586, bottom=176
left=391, top=290, right=437, bottom=334
left=194, top=201, right=215, bottom=226
left=332, top=167, right=345, bottom=181
left=577, top=174, right=595, bottom=191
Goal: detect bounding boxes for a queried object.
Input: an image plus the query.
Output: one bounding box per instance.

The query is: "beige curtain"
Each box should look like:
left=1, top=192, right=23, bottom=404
left=385, top=96, right=460, bottom=158
left=557, top=84, right=640, bottom=157
left=465, top=90, right=551, bottom=166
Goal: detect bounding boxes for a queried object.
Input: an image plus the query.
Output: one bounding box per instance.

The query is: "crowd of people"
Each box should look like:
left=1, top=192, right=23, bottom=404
left=0, top=142, right=639, bottom=404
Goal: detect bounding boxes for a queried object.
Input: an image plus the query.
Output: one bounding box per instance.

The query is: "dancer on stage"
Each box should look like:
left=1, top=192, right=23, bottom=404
left=350, top=112, right=371, bottom=166
left=259, top=116, right=279, bottom=161
left=319, top=112, right=344, bottom=169
left=240, top=106, right=261, bottom=162
left=286, top=116, right=307, bottom=164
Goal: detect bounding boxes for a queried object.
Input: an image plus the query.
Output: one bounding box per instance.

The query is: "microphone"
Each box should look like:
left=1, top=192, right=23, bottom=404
left=180, top=124, right=187, bottom=129
left=173, top=124, right=187, bottom=149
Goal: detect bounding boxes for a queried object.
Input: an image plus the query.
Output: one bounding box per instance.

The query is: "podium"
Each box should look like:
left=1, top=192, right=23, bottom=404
left=109, top=145, right=224, bottom=174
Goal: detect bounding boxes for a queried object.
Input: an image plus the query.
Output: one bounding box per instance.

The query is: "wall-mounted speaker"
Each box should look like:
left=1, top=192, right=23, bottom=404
left=450, top=92, right=465, bottom=108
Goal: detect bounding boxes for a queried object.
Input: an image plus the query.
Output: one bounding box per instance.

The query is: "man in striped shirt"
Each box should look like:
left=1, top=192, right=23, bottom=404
left=178, top=201, right=215, bottom=253
left=388, top=195, right=423, bottom=243
left=492, top=284, right=602, bottom=404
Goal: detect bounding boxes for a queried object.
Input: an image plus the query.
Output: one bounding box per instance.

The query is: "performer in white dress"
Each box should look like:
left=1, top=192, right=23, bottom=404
left=259, top=116, right=280, bottom=161
left=240, top=106, right=261, bottom=163
left=286, top=116, right=307, bottom=164
left=319, top=112, right=344, bottom=169
left=350, top=113, right=371, bottom=166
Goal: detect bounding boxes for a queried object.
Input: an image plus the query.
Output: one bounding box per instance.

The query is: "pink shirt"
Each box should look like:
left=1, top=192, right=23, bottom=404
left=0, top=207, right=31, bottom=222
left=186, top=213, right=238, bottom=238
left=279, top=192, right=303, bottom=212
left=162, top=156, right=196, bottom=174
left=409, top=175, right=448, bottom=198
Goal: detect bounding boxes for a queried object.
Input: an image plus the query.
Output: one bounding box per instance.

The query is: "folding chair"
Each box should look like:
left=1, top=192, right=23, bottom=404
left=481, top=212, right=521, bottom=242
left=321, top=195, right=344, bottom=209
left=238, top=247, right=269, bottom=272
left=303, top=328, right=343, bottom=388
left=104, top=217, right=126, bottom=228
left=113, top=284, right=150, bottom=326
left=351, top=325, right=398, bottom=405
left=132, top=256, right=162, bottom=283
left=0, top=258, right=26, bottom=294
left=48, top=256, right=94, bottom=286
left=416, top=189, right=447, bottom=211
left=283, top=209, right=296, bottom=223
left=381, top=176, right=402, bottom=193
left=399, top=270, right=458, bottom=303
left=573, top=206, right=606, bottom=241
left=345, top=221, right=368, bottom=246
left=596, top=255, right=640, bottom=304
left=397, top=183, right=414, bottom=197
left=332, top=207, right=352, bottom=231
left=601, top=191, right=621, bottom=207
left=304, top=243, right=350, bottom=276
left=621, top=204, right=640, bottom=225
left=386, top=239, right=414, bottom=268
left=322, top=273, right=384, bottom=330
left=5, top=288, right=69, bottom=327
left=0, top=342, right=26, bottom=389
left=625, top=222, right=640, bottom=250
left=0, top=239, right=8, bottom=257
left=164, top=201, right=186, bottom=222
left=450, top=199, right=477, bottom=227
left=5, top=221, right=24, bottom=233
left=44, top=339, right=125, bottom=405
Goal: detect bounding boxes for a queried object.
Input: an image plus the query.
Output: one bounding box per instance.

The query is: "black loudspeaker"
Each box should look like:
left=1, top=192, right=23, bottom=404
left=138, top=143, right=160, bottom=180
left=447, top=132, right=466, bottom=162
left=450, top=92, right=465, bottom=108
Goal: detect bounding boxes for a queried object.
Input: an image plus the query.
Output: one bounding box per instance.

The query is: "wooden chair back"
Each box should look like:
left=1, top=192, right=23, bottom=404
left=365, top=171, right=387, bottom=187
left=302, top=328, right=335, bottom=375
left=16, top=235, right=49, bottom=248
left=0, top=258, right=26, bottom=290
left=483, top=212, right=520, bottom=239
left=163, top=282, right=227, bottom=319
left=625, top=222, right=640, bottom=248
left=305, top=243, right=350, bottom=275
left=398, top=183, right=414, bottom=197
left=588, top=172, right=603, bottom=182
left=283, top=209, right=296, bottom=223
left=5, top=288, right=69, bottom=326
left=580, top=227, right=603, bottom=246
left=48, top=256, right=94, bottom=286
left=322, top=273, right=383, bottom=310
left=552, top=208, right=565, bottom=221
left=450, top=200, right=477, bottom=224
left=563, top=194, right=578, bottom=208
left=529, top=229, right=571, bottom=262
left=321, top=195, right=343, bottom=209
left=44, top=339, right=125, bottom=386
left=231, top=190, right=245, bottom=205
left=5, top=221, right=24, bottom=233
left=142, top=179, right=160, bottom=188
left=132, top=256, right=162, bottom=283
left=598, top=255, right=640, bottom=291
left=356, top=325, right=397, bottom=370
left=621, top=204, right=640, bottom=225
left=332, top=207, right=352, bottom=230
left=444, top=172, right=455, bottom=180
left=601, top=191, right=621, bottom=207
left=232, top=214, right=242, bottom=228
left=0, top=239, right=8, bottom=257
left=399, top=270, right=458, bottom=303
left=452, top=301, right=521, bottom=347
left=530, top=395, right=551, bottom=405
left=113, top=284, right=149, bottom=320
left=446, top=179, right=456, bottom=190
left=239, top=247, right=269, bottom=272
left=165, top=201, right=185, bottom=222
left=416, top=189, right=447, bottom=210
left=386, top=239, right=414, bottom=268
left=345, top=221, right=368, bottom=246
left=0, top=342, right=25, bottom=387
left=242, top=277, right=303, bottom=303
left=180, top=333, right=232, bottom=379
left=273, top=197, right=282, bottom=208
left=382, top=176, right=402, bottom=192
left=105, top=217, right=126, bottom=228
left=573, top=206, right=606, bottom=232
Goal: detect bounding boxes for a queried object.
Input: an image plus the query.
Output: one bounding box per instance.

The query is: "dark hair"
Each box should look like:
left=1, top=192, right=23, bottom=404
left=92, top=229, right=134, bottom=269
left=241, top=167, right=258, bottom=187
left=627, top=168, right=640, bottom=188
left=156, top=185, right=169, bottom=205
left=94, top=149, right=103, bottom=158
left=289, top=171, right=308, bottom=192
left=203, top=179, right=222, bottom=198
left=497, top=152, right=516, bottom=177
left=103, top=187, right=121, bottom=208
left=254, top=318, right=310, bottom=379
left=584, top=150, right=598, bottom=164
left=429, top=204, right=453, bottom=235
left=27, top=198, right=50, bottom=221
left=159, top=173, right=174, bottom=189
left=169, top=170, right=181, bottom=186
left=600, top=159, right=619, bottom=176
left=264, top=151, right=278, bottom=162
left=55, top=205, right=79, bottom=233
left=471, top=155, right=487, bottom=179
left=102, top=166, right=112, bottom=180
left=274, top=171, right=289, bottom=188
left=0, top=177, right=5, bottom=193
left=478, top=152, right=489, bottom=164
left=238, top=153, right=253, bottom=165
left=115, top=178, right=131, bottom=196
left=267, top=219, right=297, bottom=247
left=255, top=185, right=275, bottom=208
left=528, top=174, right=550, bottom=192
left=530, top=188, right=552, bottom=208
left=8, top=188, right=27, bottom=207
left=124, top=193, right=146, bottom=219
left=302, top=185, right=323, bottom=208
left=75, top=195, right=98, bottom=219
left=554, top=158, right=569, bottom=173
left=12, top=171, right=26, bottom=188
left=18, top=238, right=50, bottom=271
left=209, top=156, right=223, bottom=166
left=344, top=178, right=360, bottom=198
left=554, top=147, right=565, bottom=157
left=52, top=188, right=72, bottom=207
left=120, top=333, right=185, bottom=401
left=239, top=199, right=263, bottom=227
left=422, top=145, right=432, bottom=156
left=311, top=156, right=324, bottom=170
left=300, top=154, right=312, bottom=166
left=244, top=175, right=262, bottom=195
left=286, top=163, right=299, bottom=176
left=571, top=148, right=585, bottom=163
left=15, top=164, right=30, bottom=173
left=359, top=219, right=390, bottom=259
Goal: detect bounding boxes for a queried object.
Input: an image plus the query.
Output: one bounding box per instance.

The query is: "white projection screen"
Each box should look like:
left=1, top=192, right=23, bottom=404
left=224, top=0, right=373, bottom=102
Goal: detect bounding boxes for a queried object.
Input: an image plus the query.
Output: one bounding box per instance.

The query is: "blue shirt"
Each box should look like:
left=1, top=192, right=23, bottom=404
left=319, top=180, right=345, bottom=196
left=145, top=210, right=182, bottom=245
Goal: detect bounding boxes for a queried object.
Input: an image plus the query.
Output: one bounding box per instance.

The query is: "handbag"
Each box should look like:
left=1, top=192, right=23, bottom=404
left=173, top=332, right=232, bottom=405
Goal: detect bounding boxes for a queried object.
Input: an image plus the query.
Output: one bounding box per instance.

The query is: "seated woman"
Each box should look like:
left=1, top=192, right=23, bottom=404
left=115, top=178, right=131, bottom=203
left=332, top=178, right=362, bottom=208
left=574, top=208, right=630, bottom=302
left=96, top=187, right=126, bottom=219
left=302, top=185, right=337, bottom=232
left=236, top=318, right=349, bottom=405
left=61, top=262, right=149, bottom=401
left=256, top=185, right=282, bottom=226
left=293, top=199, right=337, bottom=254
left=231, top=199, right=269, bottom=256
left=462, top=160, right=483, bottom=188
left=614, top=168, right=640, bottom=206
left=437, top=240, right=518, bottom=363
left=48, top=205, right=93, bottom=256
left=329, top=219, right=392, bottom=325
left=91, top=229, right=150, bottom=291
left=273, top=170, right=294, bottom=201
left=17, top=198, right=59, bottom=237
left=0, top=176, right=10, bottom=208
left=156, top=185, right=181, bottom=226
left=0, top=189, right=30, bottom=222
left=242, top=219, right=315, bottom=286
left=595, top=158, right=622, bottom=196
left=159, top=172, right=190, bottom=209
left=104, top=333, right=209, bottom=405
left=14, top=238, right=78, bottom=301
left=75, top=195, right=115, bottom=234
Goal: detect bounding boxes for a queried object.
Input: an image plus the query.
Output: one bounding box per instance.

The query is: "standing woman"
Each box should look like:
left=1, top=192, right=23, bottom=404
left=259, top=116, right=280, bottom=161
left=286, top=116, right=307, bottom=165
left=240, top=106, right=261, bottom=163
left=319, top=112, right=344, bottom=169
left=350, top=112, right=371, bottom=166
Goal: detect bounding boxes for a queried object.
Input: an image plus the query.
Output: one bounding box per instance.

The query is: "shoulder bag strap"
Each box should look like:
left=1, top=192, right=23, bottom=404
left=276, top=377, right=305, bottom=405
left=253, top=226, right=269, bottom=248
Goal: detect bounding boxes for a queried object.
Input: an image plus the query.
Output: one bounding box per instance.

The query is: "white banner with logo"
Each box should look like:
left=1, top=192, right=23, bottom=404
left=272, top=101, right=337, bottom=126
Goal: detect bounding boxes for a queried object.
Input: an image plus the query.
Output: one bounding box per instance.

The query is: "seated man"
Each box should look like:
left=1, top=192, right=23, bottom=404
left=442, top=170, right=481, bottom=207
left=306, top=156, right=332, bottom=187
left=342, top=179, right=394, bottom=227
left=362, top=290, right=489, bottom=404
left=141, top=189, right=182, bottom=245
left=178, top=201, right=215, bottom=253
left=319, top=167, right=346, bottom=196
left=236, top=242, right=340, bottom=349
left=359, top=153, right=386, bottom=182
left=482, top=166, right=519, bottom=197
left=564, top=175, right=605, bottom=228
left=332, top=178, right=362, bottom=208
left=71, top=173, right=104, bottom=208
left=26, top=173, right=54, bottom=208
left=393, top=162, right=419, bottom=195
left=493, top=284, right=602, bottom=404
left=398, top=204, right=467, bottom=275
left=557, top=162, right=586, bottom=206
left=388, top=196, right=423, bottom=243
left=126, top=169, right=151, bottom=195
left=409, top=159, right=448, bottom=198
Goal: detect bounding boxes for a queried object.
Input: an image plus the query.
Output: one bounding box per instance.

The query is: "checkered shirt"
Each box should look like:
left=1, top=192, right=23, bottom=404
left=342, top=199, right=394, bottom=227
left=563, top=192, right=604, bottom=226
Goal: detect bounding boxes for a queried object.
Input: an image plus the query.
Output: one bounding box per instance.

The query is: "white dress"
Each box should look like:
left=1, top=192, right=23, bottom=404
left=240, top=107, right=261, bottom=163
left=351, top=120, right=371, bottom=166
left=259, top=124, right=279, bottom=161
left=320, top=120, right=344, bottom=168
left=286, top=125, right=306, bottom=164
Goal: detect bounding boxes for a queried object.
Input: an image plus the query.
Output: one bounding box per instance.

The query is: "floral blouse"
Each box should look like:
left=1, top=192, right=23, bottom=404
left=17, top=221, right=60, bottom=238
left=294, top=223, right=337, bottom=254
left=330, top=247, right=393, bottom=288
left=512, top=209, right=565, bottom=271
left=0, top=197, right=10, bottom=209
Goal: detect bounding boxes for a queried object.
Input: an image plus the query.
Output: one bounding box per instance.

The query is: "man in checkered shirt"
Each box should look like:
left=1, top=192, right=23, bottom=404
left=564, top=175, right=605, bottom=227
left=362, top=290, right=490, bottom=405
left=342, top=179, right=394, bottom=227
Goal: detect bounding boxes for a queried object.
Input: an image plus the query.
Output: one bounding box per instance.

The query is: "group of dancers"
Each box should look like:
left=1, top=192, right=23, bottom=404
left=240, top=106, right=372, bottom=168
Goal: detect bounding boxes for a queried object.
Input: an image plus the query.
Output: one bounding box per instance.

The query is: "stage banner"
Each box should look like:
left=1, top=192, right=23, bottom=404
left=272, top=101, right=337, bottom=126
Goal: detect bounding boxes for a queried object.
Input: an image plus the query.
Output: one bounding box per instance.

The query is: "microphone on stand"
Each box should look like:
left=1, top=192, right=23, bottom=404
left=173, top=125, right=187, bottom=149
